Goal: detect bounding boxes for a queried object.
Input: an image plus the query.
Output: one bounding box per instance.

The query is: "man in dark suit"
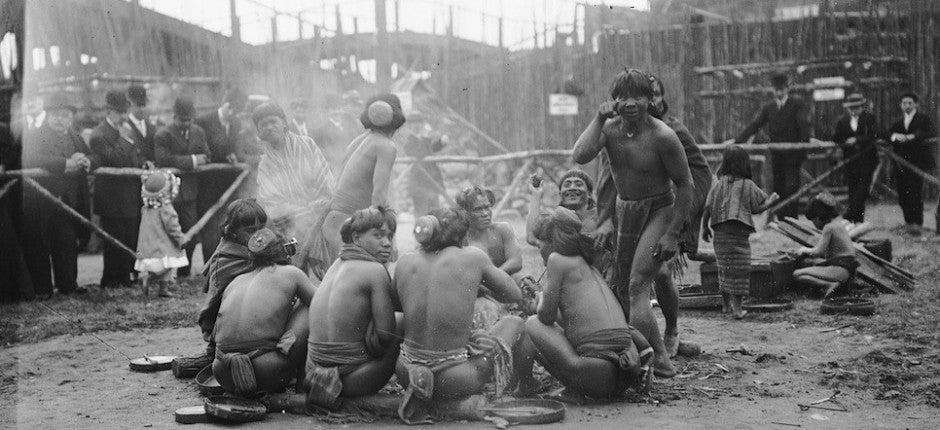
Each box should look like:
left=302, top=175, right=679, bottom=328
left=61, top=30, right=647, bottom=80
left=888, top=92, right=937, bottom=228
left=127, top=85, right=156, bottom=164
left=155, top=97, right=211, bottom=276
left=831, top=93, right=880, bottom=223
left=195, top=88, right=247, bottom=260
left=728, top=72, right=812, bottom=218
left=21, top=93, right=95, bottom=296
left=90, top=90, right=142, bottom=288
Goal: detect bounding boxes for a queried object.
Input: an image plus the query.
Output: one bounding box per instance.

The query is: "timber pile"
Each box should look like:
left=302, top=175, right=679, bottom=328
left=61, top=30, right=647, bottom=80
left=769, top=217, right=915, bottom=294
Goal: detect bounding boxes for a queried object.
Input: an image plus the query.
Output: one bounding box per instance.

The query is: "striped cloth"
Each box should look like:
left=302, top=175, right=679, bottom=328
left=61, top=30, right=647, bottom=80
left=705, top=175, right=769, bottom=231
left=712, top=223, right=752, bottom=296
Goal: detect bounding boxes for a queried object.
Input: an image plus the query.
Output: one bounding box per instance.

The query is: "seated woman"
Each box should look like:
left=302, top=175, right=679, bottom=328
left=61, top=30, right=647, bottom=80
left=514, top=209, right=652, bottom=399
left=793, top=193, right=860, bottom=297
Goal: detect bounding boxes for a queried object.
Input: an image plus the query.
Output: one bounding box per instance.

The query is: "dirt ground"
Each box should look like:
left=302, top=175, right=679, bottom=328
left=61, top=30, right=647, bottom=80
left=2, top=203, right=939, bottom=429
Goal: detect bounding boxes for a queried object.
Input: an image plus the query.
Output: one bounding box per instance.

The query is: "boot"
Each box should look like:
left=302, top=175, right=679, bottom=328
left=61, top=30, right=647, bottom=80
left=157, top=281, right=175, bottom=298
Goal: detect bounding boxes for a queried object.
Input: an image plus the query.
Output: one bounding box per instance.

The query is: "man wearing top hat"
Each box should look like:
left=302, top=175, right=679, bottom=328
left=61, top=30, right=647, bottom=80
left=727, top=72, right=812, bottom=219
left=21, top=93, right=96, bottom=296
left=831, top=93, right=880, bottom=223
left=90, top=90, right=145, bottom=288
left=155, top=97, right=211, bottom=277
left=126, top=85, right=157, bottom=164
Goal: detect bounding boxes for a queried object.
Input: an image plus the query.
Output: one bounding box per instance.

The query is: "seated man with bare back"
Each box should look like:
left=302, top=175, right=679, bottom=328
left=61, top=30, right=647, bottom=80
left=515, top=209, right=652, bottom=398
left=573, top=69, right=693, bottom=378
left=212, top=228, right=316, bottom=396
left=321, top=94, right=404, bottom=260
left=456, top=186, right=523, bottom=277
left=393, top=208, right=525, bottom=424
left=305, top=206, right=401, bottom=410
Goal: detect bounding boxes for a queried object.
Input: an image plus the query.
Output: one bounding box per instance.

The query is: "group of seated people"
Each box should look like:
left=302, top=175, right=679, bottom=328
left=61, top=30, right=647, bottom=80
left=203, top=176, right=654, bottom=423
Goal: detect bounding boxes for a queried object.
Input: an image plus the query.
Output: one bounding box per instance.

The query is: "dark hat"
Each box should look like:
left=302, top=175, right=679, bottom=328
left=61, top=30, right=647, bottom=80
left=173, top=97, right=196, bottom=119
left=770, top=72, right=789, bottom=89
left=251, top=102, right=287, bottom=126
left=43, top=93, right=76, bottom=113
left=842, top=93, right=867, bottom=108
left=105, top=90, right=130, bottom=113
left=127, top=85, right=148, bottom=106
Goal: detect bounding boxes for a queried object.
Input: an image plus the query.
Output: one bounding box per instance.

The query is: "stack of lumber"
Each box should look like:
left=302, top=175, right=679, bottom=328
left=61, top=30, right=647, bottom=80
left=769, top=217, right=916, bottom=294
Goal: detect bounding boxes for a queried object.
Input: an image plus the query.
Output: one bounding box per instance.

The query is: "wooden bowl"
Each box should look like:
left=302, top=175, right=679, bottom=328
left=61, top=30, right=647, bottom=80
left=195, top=365, right=224, bottom=397
left=204, top=396, right=266, bottom=423
left=481, top=399, right=565, bottom=425
left=129, top=355, right=176, bottom=372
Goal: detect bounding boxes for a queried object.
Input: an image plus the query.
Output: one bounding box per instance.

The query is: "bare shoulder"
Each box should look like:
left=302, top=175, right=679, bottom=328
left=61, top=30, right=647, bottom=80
left=279, top=264, right=309, bottom=281
left=652, top=118, right=681, bottom=145
left=493, top=222, right=517, bottom=238
left=546, top=252, right=578, bottom=271
left=459, top=245, right=491, bottom=264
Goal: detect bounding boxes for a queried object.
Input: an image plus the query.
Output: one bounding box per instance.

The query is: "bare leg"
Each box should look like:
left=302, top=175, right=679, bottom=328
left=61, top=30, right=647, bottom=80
left=521, top=316, right=622, bottom=398
left=731, top=295, right=747, bottom=320
left=653, top=268, right=679, bottom=357
left=341, top=342, right=401, bottom=397
left=624, top=209, right=677, bottom=378
left=794, top=266, right=849, bottom=296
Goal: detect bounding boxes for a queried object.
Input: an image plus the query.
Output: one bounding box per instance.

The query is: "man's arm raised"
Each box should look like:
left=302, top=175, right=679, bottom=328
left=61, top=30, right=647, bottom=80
left=573, top=101, right=617, bottom=164
left=654, top=127, right=693, bottom=261
left=370, top=141, right=397, bottom=207
left=476, top=248, right=522, bottom=305
left=525, top=179, right=546, bottom=247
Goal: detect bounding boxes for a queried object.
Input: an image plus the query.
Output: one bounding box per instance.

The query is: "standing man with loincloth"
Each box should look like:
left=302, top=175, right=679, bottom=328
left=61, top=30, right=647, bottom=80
left=305, top=206, right=401, bottom=410
left=392, top=208, right=525, bottom=424
left=457, top=185, right=523, bottom=277
left=596, top=74, right=713, bottom=357
left=573, top=69, right=693, bottom=378
left=515, top=209, right=652, bottom=398
left=321, top=94, right=404, bottom=262
left=253, top=102, right=335, bottom=278
left=212, top=228, right=315, bottom=396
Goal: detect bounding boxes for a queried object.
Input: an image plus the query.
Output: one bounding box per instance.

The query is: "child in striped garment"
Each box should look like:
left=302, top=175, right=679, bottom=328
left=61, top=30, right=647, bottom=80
left=701, top=146, right=779, bottom=319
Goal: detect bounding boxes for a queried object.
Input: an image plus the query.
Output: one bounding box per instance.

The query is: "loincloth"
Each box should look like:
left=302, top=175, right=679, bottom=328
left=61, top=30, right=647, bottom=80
left=612, top=190, right=676, bottom=297
left=304, top=341, right=373, bottom=410
left=820, top=255, right=860, bottom=280
left=214, top=339, right=279, bottom=396
left=396, top=331, right=512, bottom=424
left=575, top=328, right=649, bottom=395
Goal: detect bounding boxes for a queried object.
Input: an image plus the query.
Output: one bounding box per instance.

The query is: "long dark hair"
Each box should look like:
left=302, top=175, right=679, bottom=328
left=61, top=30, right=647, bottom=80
left=533, top=211, right=595, bottom=266
left=717, top=145, right=752, bottom=180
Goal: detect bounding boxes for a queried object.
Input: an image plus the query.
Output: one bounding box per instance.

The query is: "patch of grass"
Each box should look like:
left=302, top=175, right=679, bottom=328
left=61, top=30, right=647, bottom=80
left=0, top=276, right=205, bottom=345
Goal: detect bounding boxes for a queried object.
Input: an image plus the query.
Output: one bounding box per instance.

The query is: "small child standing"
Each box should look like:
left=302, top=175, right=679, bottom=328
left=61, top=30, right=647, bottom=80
left=134, top=170, right=188, bottom=297
left=702, top=146, right=779, bottom=319
left=792, top=192, right=859, bottom=297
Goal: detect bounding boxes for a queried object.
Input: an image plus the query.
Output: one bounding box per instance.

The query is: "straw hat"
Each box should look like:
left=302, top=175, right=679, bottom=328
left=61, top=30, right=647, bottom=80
left=842, top=93, right=867, bottom=108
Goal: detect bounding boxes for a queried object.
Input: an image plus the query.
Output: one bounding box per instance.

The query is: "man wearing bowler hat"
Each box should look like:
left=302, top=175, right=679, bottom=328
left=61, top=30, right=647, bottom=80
left=21, top=93, right=95, bottom=296
left=831, top=93, right=880, bottom=223
left=155, top=97, right=210, bottom=277
left=727, top=72, right=812, bottom=219
left=90, top=90, right=145, bottom=288
left=127, top=85, right=156, bottom=163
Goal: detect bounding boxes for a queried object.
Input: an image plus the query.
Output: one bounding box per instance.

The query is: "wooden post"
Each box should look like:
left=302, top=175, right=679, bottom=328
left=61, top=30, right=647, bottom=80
left=498, top=17, right=504, bottom=49
left=181, top=167, right=251, bottom=244
left=394, top=0, right=400, bottom=33
left=23, top=177, right=137, bottom=259
left=271, top=15, right=278, bottom=47
left=230, top=0, right=240, bottom=42
left=492, top=158, right=535, bottom=219
left=297, top=12, right=304, bottom=40
left=375, top=0, right=390, bottom=90
left=0, top=178, right=18, bottom=201
left=766, top=146, right=873, bottom=216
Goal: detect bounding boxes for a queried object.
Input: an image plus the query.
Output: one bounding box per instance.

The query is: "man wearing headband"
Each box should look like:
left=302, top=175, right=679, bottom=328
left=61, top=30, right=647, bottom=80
left=212, top=228, right=315, bottom=396
left=253, top=101, right=335, bottom=278
left=393, top=208, right=524, bottom=424
left=321, top=93, right=405, bottom=263
left=305, top=206, right=401, bottom=410
left=573, top=69, right=693, bottom=378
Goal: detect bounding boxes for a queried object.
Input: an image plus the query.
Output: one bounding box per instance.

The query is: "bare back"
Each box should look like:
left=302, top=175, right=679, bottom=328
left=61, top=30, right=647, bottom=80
left=334, top=131, right=397, bottom=209
left=602, top=117, right=681, bottom=200
left=308, top=259, right=393, bottom=344
left=540, top=253, right=628, bottom=346
left=394, top=246, right=520, bottom=351
left=215, top=265, right=313, bottom=347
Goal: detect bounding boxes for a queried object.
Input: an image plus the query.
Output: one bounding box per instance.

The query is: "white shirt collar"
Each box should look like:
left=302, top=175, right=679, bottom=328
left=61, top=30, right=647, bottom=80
left=776, top=95, right=788, bottom=108
left=106, top=117, right=120, bottom=131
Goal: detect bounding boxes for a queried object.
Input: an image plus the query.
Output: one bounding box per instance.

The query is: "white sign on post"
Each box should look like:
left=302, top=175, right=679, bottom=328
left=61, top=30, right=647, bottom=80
left=549, top=94, right=579, bottom=116
left=812, top=76, right=846, bottom=101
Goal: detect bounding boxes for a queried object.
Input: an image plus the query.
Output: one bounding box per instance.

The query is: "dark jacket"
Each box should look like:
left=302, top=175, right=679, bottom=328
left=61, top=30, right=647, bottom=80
left=736, top=96, right=811, bottom=143
left=832, top=111, right=880, bottom=156
left=195, top=110, right=242, bottom=163
left=154, top=123, right=210, bottom=203
left=21, top=124, right=95, bottom=210
left=89, top=121, right=143, bottom=218
left=127, top=114, right=157, bottom=163
left=888, top=111, right=937, bottom=169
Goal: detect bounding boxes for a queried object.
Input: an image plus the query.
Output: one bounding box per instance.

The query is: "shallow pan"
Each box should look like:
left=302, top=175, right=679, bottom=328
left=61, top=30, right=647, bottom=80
left=742, top=299, right=794, bottom=313
left=174, top=405, right=211, bottom=424
left=129, top=355, right=176, bottom=372
left=195, top=365, right=225, bottom=397
left=481, top=399, right=565, bottom=425
left=204, top=396, right=266, bottom=423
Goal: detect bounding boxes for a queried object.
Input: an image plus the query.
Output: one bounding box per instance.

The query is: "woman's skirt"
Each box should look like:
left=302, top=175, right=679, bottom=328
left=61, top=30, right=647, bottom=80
left=712, top=223, right=752, bottom=296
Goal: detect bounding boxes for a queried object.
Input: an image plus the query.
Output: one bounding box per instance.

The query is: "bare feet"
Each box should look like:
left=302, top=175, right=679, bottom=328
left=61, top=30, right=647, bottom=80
left=652, top=353, right=677, bottom=378
left=733, top=310, right=748, bottom=320
left=664, top=331, right=679, bottom=358
left=721, top=293, right=731, bottom=314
